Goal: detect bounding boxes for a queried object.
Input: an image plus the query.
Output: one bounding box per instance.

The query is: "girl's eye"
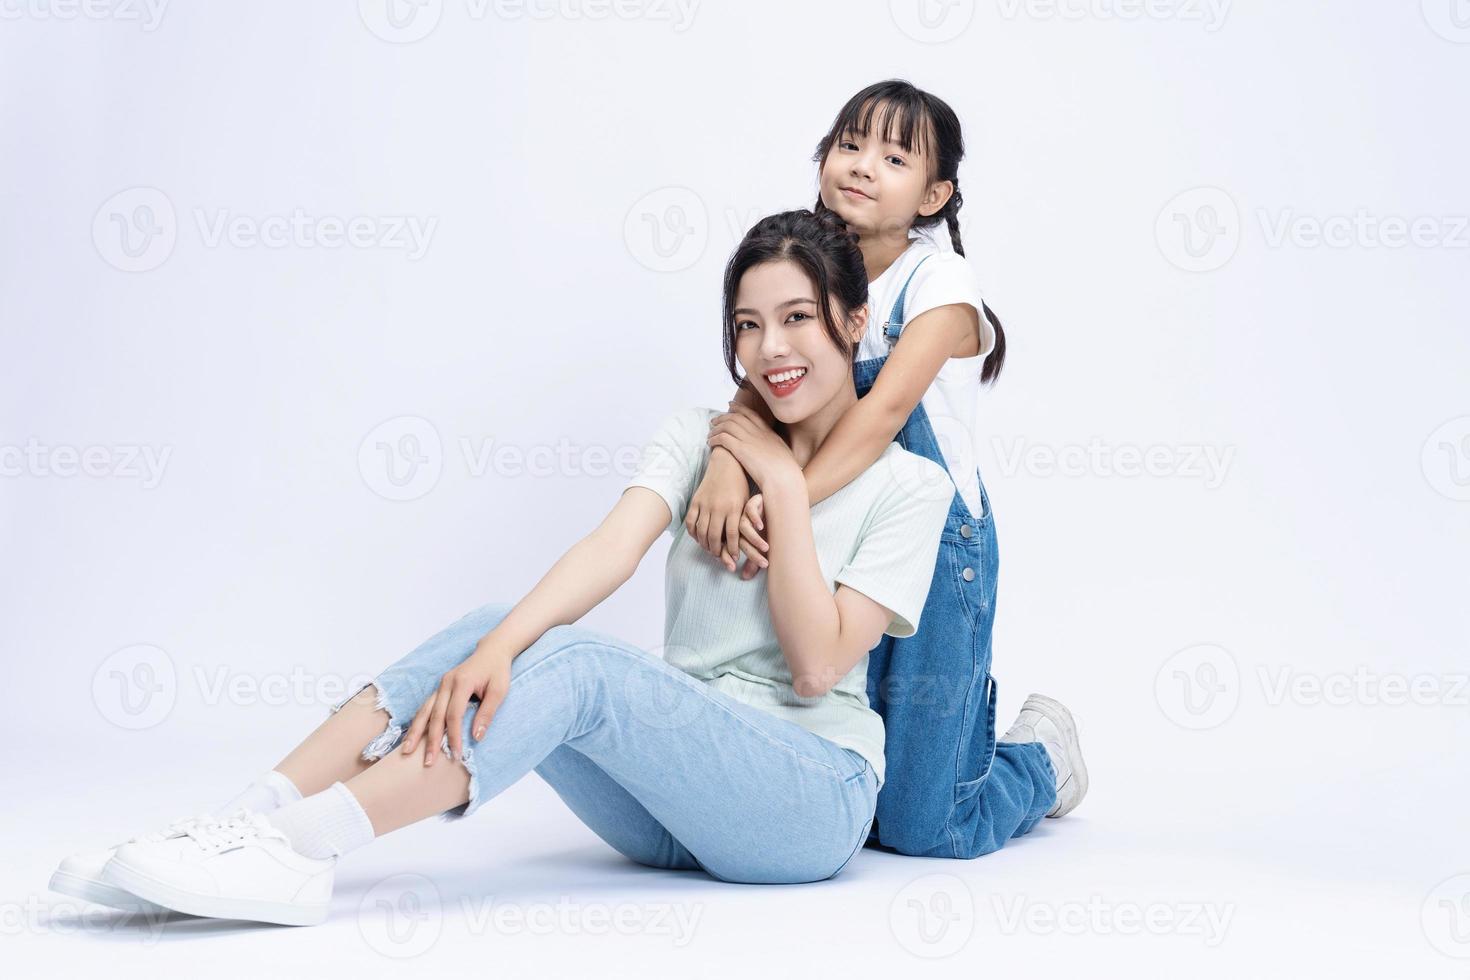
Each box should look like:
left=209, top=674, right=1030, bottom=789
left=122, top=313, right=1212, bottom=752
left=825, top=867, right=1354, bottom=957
left=735, top=319, right=758, bottom=332
left=839, top=140, right=858, bottom=151
left=887, top=155, right=906, bottom=167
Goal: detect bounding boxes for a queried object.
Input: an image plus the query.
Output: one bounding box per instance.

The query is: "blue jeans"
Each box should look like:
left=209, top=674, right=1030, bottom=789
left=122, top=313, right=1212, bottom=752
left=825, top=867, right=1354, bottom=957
left=330, top=602, right=878, bottom=884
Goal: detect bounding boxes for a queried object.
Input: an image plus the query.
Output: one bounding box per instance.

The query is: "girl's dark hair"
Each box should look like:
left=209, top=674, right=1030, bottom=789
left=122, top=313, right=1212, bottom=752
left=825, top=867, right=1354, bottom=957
left=811, top=78, right=1008, bottom=384
left=721, top=209, right=868, bottom=393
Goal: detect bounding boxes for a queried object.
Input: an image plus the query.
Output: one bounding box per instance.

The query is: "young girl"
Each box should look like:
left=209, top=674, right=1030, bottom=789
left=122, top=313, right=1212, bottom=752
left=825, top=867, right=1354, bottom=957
left=690, top=80, right=1089, bottom=859
left=49, top=210, right=1055, bottom=927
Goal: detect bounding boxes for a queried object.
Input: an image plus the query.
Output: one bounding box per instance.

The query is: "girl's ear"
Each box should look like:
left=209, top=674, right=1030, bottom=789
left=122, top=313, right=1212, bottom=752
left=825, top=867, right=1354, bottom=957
left=918, top=179, right=955, bottom=218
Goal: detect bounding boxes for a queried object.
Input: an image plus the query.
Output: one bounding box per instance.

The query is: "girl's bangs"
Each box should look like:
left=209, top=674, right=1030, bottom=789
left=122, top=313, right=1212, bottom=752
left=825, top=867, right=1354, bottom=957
left=830, top=92, right=933, bottom=158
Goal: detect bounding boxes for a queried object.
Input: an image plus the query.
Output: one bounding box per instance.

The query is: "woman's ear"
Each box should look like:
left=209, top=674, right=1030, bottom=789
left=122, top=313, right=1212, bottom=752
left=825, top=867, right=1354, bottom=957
left=848, top=302, right=870, bottom=342
left=918, top=179, right=955, bottom=218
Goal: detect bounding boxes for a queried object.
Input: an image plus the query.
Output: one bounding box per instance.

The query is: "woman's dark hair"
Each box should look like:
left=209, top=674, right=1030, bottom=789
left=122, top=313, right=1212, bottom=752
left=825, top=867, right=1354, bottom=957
left=721, top=209, right=868, bottom=393
left=811, top=78, right=1008, bottom=384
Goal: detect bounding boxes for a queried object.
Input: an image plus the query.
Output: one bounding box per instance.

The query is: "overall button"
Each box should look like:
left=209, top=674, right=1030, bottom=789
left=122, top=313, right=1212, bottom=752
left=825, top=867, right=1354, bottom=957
left=960, top=524, right=973, bottom=539
left=962, top=567, right=975, bottom=582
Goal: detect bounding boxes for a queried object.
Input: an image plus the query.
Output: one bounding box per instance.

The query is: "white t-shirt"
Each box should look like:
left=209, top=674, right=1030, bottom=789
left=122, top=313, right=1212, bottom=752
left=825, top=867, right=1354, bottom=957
left=856, top=222, right=992, bottom=520
left=622, top=406, right=953, bottom=790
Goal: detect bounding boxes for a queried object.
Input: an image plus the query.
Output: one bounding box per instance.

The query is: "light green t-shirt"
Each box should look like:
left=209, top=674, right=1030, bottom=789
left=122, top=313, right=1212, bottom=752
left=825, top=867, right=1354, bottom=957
left=622, top=406, right=952, bottom=790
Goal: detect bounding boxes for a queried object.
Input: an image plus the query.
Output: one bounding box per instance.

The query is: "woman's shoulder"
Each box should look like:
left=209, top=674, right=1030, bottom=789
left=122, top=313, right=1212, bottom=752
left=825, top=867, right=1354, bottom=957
left=870, top=443, right=952, bottom=503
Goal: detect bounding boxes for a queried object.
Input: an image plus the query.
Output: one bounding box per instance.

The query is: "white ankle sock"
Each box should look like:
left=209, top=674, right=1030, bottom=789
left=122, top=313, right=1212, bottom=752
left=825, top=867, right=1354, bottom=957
left=266, top=781, right=375, bottom=860
left=215, top=769, right=303, bottom=818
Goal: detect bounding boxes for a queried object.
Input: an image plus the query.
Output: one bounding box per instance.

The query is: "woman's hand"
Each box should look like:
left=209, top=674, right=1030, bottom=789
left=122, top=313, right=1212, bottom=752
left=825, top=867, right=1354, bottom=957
left=400, top=640, right=513, bottom=766
left=685, top=440, right=761, bottom=571
left=737, top=493, right=767, bottom=580
left=707, top=402, right=801, bottom=494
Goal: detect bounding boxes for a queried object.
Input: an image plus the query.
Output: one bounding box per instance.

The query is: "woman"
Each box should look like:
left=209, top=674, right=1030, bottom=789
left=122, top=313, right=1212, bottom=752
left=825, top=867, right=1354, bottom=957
left=49, top=210, right=1079, bottom=927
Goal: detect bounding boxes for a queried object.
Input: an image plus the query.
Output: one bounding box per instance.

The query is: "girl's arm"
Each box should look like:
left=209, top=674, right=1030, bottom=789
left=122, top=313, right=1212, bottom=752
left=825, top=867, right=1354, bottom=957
left=685, top=381, right=773, bottom=567
left=799, top=303, right=980, bottom=505
left=758, top=468, right=894, bottom=697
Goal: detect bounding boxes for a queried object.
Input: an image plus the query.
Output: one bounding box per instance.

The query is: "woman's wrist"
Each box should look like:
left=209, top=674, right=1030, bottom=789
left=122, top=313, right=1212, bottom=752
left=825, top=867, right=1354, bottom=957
left=760, top=466, right=808, bottom=509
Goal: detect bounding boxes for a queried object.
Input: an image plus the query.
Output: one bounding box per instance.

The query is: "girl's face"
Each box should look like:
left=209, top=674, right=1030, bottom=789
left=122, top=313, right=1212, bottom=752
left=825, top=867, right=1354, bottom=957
left=818, top=116, right=952, bottom=238
left=732, top=259, right=866, bottom=426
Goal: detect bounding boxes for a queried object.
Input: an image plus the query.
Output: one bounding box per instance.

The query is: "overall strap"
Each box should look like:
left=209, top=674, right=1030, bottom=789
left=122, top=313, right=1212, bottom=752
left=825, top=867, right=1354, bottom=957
left=883, top=253, right=933, bottom=347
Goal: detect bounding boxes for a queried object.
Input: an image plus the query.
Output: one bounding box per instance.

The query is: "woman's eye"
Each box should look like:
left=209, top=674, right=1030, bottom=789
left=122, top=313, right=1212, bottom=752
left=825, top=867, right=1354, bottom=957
left=786, top=311, right=811, bottom=323
left=735, top=319, right=758, bottom=332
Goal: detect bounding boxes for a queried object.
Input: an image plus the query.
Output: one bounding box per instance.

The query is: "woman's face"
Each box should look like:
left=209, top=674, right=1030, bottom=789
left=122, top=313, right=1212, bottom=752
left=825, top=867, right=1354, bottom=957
left=732, top=259, right=866, bottom=426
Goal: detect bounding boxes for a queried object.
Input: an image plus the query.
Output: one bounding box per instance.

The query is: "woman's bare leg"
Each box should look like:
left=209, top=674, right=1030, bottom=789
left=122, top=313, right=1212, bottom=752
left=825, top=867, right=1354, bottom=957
left=344, top=742, right=471, bottom=836
left=274, top=687, right=393, bottom=797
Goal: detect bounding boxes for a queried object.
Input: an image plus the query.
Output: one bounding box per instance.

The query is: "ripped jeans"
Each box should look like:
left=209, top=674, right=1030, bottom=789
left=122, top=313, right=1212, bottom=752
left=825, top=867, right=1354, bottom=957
left=329, top=602, right=878, bottom=884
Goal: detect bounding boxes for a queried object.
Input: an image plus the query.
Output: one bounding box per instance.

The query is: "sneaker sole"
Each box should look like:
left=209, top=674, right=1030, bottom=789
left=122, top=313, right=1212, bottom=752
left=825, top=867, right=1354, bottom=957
left=1023, top=693, right=1089, bottom=817
left=100, top=857, right=328, bottom=927
left=49, top=869, right=171, bottom=915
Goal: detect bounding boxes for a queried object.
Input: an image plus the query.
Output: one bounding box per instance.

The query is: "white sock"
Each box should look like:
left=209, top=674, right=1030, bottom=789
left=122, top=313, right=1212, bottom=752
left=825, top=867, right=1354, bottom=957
left=265, top=781, right=375, bottom=860
left=214, top=769, right=303, bottom=818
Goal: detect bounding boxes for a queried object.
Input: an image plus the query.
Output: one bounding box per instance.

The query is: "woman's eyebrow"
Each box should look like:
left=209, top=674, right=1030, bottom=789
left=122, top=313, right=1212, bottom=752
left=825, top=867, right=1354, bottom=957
left=733, top=298, right=816, bottom=315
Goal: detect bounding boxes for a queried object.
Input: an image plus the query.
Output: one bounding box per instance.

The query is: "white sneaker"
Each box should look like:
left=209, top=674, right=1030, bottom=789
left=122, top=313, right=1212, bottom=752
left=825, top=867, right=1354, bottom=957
left=100, top=810, right=334, bottom=926
left=49, top=812, right=224, bottom=914
left=1001, top=693, right=1089, bottom=817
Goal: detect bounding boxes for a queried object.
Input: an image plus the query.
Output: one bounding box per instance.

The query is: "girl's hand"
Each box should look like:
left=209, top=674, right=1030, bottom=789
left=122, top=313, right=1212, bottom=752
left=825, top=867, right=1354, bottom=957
left=707, top=403, right=801, bottom=494
left=685, top=440, right=761, bottom=571
left=400, top=641, right=513, bottom=767
left=737, top=493, right=767, bottom=580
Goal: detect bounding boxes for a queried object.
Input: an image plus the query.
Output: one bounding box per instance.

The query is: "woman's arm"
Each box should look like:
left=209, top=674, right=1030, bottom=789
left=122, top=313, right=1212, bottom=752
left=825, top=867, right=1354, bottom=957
left=759, top=469, right=894, bottom=697
left=475, top=487, right=671, bottom=661
left=799, top=303, right=979, bottom=505
left=404, top=485, right=671, bottom=763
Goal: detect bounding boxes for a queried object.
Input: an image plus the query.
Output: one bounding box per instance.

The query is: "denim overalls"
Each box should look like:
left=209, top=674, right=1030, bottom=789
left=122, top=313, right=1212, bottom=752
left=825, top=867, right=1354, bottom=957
left=855, top=255, right=1057, bottom=859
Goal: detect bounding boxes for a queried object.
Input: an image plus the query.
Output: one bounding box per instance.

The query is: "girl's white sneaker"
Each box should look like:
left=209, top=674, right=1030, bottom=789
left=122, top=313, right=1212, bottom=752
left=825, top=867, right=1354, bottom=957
left=100, top=810, right=335, bottom=926
left=48, top=813, right=224, bottom=914
left=1001, top=693, right=1090, bottom=817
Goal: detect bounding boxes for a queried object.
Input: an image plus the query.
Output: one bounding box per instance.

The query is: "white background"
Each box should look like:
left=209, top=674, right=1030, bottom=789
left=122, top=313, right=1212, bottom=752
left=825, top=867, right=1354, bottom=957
left=2, top=0, right=1467, bottom=976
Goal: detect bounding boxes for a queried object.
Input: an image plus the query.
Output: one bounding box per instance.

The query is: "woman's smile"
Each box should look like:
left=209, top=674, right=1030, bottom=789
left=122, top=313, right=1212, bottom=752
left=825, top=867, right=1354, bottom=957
left=763, top=366, right=809, bottom=398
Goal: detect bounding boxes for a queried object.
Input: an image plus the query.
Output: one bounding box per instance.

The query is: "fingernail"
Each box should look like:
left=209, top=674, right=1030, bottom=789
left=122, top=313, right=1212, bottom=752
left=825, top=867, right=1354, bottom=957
left=474, top=727, right=484, bottom=739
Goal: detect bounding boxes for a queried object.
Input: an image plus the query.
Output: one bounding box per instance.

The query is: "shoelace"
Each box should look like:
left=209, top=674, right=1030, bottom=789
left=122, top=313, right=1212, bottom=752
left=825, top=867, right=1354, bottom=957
left=132, top=811, right=221, bottom=844
left=184, top=810, right=287, bottom=853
